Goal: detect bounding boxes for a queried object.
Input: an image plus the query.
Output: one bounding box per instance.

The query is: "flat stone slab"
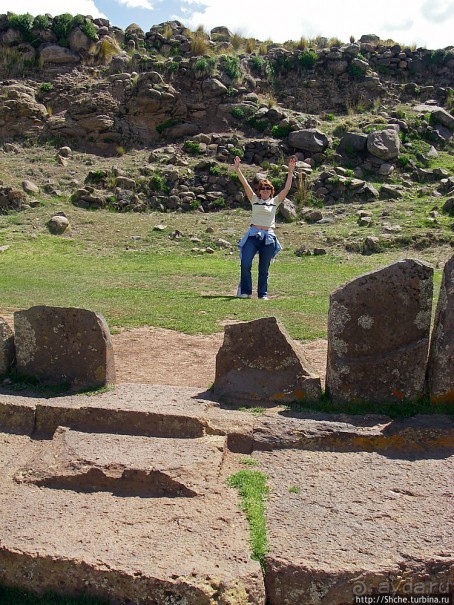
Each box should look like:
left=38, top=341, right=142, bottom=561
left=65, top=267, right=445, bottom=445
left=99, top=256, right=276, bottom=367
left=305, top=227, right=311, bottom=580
left=0, top=432, right=265, bottom=604
left=0, top=384, right=214, bottom=437
left=257, top=448, right=454, bottom=605
left=15, top=427, right=226, bottom=497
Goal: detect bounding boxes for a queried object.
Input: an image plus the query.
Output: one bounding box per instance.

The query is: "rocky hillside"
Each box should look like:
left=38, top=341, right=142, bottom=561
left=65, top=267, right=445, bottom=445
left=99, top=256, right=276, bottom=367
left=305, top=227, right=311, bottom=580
left=0, top=13, right=453, bottom=237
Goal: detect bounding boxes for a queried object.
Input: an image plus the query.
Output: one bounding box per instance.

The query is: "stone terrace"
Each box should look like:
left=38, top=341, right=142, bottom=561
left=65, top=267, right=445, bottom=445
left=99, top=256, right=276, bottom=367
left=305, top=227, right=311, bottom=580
left=0, top=384, right=453, bottom=605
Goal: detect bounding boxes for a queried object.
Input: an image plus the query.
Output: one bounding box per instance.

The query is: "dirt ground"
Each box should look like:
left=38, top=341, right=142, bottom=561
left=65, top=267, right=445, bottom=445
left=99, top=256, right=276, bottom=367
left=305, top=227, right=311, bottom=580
left=1, top=313, right=327, bottom=388
left=111, top=326, right=328, bottom=389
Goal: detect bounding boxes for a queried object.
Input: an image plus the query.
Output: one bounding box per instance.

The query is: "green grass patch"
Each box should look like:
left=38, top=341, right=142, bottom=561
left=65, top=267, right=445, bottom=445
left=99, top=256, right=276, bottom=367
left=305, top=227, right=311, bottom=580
left=237, top=406, right=266, bottom=416
left=0, top=585, right=108, bottom=605
left=240, top=456, right=259, bottom=466
left=227, top=470, right=269, bottom=568
left=285, top=395, right=454, bottom=419
left=0, top=204, right=448, bottom=342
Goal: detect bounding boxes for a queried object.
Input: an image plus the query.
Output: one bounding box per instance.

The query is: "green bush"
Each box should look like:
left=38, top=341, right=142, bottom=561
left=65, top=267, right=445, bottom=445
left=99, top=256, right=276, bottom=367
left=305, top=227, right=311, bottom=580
left=246, top=116, right=268, bottom=132
left=428, top=49, right=448, bottom=65
left=192, top=56, right=217, bottom=76
left=52, top=13, right=76, bottom=47
left=270, top=54, right=293, bottom=75
left=221, top=55, right=241, bottom=80
left=211, top=197, right=226, bottom=208
left=270, top=124, right=292, bottom=138
left=33, top=14, right=51, bottom=30
left=183, top=141, right=203, bottom=155
left=249, top=55, right=264, bottom=72
left=297, top=50, right=317, bottom=69
left=6, top=13, right=34, bottom=42
left=230, top=147, right=244, bottom=158
left=231, top=106, right=245, bottom=120
left=155, top=118, right=181, bottom=134
left=348, top=63, right=365, bottom=78
left=149, top=172, right=169, bottom=192
left=39, top=82, right=53, bottom=93
left=81, top=20, right=98, bottom=42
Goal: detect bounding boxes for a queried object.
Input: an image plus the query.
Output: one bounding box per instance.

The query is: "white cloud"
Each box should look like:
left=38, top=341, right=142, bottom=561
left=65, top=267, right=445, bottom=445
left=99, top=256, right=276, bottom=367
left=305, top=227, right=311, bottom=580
left=177, top=0, right=454, bottom=49
left=115, top=0, right=154, bottom=9
left=421, top=0, right=454, bottom=23
left=0, top=1, right=107, bottom=18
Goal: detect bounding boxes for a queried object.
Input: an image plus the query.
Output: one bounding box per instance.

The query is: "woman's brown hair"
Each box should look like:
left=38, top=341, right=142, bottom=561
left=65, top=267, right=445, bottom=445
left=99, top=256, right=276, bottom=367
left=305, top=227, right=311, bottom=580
left=256, top=179, right=275, bottom=196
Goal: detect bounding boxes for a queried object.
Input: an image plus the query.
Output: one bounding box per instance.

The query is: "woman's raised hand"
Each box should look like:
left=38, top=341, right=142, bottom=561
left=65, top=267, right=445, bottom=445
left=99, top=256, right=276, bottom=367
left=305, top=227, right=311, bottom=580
left=288, top=156, right=296, bottom=172
left=234, top=156, right=241, bottom=171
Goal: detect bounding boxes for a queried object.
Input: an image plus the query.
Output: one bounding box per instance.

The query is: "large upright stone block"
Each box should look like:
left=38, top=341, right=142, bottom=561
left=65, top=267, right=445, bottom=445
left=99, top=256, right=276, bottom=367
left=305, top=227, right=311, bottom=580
left=326, top=259, right=433, bottom=405
left=14, top=306, right=115, bottom=389
left=0, top=318, right=15, bottom=376
left=427, top=255, right=454, bottom=404
left=213, top=317, right=321, bottom=405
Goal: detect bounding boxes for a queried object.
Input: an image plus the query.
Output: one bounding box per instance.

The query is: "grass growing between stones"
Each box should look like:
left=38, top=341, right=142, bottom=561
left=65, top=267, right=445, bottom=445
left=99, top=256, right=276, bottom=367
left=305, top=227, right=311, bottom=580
left=227, top=469, right=269, bottom=570
left=0, top=585, right=108, bottom=605
left=286, top=395, right=454, bottom=418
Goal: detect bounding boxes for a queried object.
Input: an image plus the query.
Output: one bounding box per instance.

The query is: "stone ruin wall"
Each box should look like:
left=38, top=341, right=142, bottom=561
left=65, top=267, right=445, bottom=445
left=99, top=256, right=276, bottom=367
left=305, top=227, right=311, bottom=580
left=1, top=256, right=453, bottom=405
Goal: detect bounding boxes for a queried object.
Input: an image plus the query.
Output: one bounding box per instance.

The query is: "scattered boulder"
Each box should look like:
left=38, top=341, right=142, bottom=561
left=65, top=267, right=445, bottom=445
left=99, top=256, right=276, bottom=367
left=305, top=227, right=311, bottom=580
left=442, top=198, right=454, bottom=216
left=39, top=44, right=81, bottom=65
left=0, top=318, right=15, bottom=377
left=326, top=259, right=433, bottom=405
left=278, top=198, right=298, bottom=221
left=47, top=214, right=70, bottom=235
left=57, top=146, right=72, bottom=158
left=367, top=127, right=401, bottom=160
left=14, top=306, right=115, bottom=390
left=213, top=317, right=321, bottom=405
left=0, top=186, right=27, bottom=213
left=338, top=132, right=368, bottom=153
left=427, top=255, right=454, bottom=404
left=22, top=180, right=39, bottom=194
left=288, top=129, right=329, bottom=153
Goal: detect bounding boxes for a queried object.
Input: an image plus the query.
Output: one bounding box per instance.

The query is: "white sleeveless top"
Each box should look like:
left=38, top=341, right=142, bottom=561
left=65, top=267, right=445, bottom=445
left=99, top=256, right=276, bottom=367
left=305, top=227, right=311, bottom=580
left=250, top=194, right=281, bottom=228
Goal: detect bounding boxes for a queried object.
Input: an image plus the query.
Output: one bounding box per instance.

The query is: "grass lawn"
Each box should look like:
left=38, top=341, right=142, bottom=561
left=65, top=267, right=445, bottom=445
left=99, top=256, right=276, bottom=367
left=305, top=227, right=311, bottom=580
left=0, top=203, right=447, bottom=341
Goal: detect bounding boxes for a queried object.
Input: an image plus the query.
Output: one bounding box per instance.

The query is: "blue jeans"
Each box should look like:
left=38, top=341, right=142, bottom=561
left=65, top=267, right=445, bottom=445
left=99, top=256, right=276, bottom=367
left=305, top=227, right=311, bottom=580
left=240, top=235, right=276, bottom=297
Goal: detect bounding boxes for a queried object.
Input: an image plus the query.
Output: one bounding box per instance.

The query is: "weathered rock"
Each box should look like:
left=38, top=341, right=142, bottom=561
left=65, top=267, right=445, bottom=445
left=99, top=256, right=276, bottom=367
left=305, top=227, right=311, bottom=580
left=362, top=236, right=381, bottom=254
left=442, top=197, right=454, bottom=216
left=427, top=255, right=454, bottom=404
left=379, top=183, right=404, bottom=200
left=47, top=215, right=70, bottom=235
left=201, top=78, right=228, bottom=97
left=22, top=180, right=39, bottom=194
left=0, top=84, right=47, bottom=138
left=259, top=448, right=453, bottom=605
left=326, top=259, right=433, bottom=404
left=338, top=132, right=368, bottom=153
left=288, top=129, right=329, bottom=153
left=68, top=27, right=96, bottom=54
left=0, top=430, right=264, bottom=604
left=367, top=127, right=401, bottom=160
left=278, top=198, right=297, bottom=221
left=0, top=318, right=15, bottom=377
left=39, top=44, right=81, bottom=64
left=16, top=427, right=227, bottom=497
left=213, top=317, right=321, bottom=405
left=14, top=306, right=115, bottom=390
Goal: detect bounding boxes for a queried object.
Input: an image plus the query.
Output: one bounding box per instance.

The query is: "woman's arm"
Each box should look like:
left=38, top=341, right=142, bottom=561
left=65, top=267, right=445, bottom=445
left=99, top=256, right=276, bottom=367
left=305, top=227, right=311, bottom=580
left=234, top=156, right=254, bottom=202
left=276, top=156, right=296, bottom=203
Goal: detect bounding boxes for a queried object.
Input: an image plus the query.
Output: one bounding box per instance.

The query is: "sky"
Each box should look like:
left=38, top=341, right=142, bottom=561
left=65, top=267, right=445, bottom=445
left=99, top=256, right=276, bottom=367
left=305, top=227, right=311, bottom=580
left=1, top=0, right=453, bottom=50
